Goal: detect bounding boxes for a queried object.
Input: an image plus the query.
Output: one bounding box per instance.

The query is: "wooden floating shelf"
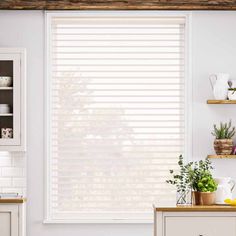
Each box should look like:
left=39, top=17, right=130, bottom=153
left=208, top=155, right=236, bottom=159
left=207, top=100, right=236, bottom=104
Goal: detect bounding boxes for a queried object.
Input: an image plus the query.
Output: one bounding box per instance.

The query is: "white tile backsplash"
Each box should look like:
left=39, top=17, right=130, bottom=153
left=2, top=188, right=25, bottom=196
left=12, top=178, right=26, bottom=187
left=0, top=178, right=12, bottom=187
left=0, top=156, right=12, bottom=166
left=0, top=152, right=26, bottom=196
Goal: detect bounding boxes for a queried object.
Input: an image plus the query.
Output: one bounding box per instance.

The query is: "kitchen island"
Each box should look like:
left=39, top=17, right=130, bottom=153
left=154, top=205, right=236, bottom=236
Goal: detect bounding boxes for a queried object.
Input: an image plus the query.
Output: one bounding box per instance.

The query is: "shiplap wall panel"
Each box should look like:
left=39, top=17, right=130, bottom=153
left=1, top=0, right=236, bottom=10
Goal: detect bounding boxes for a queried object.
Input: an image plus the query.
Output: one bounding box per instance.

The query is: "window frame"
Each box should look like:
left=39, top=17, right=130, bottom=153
left=44, top=11, right=192, bottom=224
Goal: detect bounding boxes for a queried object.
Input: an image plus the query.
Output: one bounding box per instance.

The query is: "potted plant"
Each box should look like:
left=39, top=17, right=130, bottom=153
left=189, top=159, right=218, bottom=205
left=167, top=157, right=217, bottom=205
left=166, top=155, right=193, bottom=205
left=211, top=120, right=235, bottom=155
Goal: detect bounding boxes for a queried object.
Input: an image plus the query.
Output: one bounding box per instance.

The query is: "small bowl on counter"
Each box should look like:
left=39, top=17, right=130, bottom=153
left=0, top=76, right=12, bottom=87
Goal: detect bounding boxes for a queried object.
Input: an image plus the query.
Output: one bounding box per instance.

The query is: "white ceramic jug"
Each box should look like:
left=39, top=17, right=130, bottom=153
left=214, top=177, right=235, bottom=204
left=209, top=73, right=230, bottom=100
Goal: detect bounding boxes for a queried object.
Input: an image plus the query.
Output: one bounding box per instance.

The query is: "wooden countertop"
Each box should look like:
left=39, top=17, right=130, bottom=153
left=0, top=198, right=26, bottom=204
left=154, top=205, right=236, bottom=212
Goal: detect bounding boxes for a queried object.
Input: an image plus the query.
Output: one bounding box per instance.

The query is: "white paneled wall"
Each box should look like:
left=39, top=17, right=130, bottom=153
left=0, top=152, right=26, bottom=196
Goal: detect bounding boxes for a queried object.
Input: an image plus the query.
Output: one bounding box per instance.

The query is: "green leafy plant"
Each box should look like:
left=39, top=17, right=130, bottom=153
left=188, top=159, right=217, bottom=192
left=167, top=157, right=217, bottom=193
left=211, top=120, right=235, bottom=139
left=196, top=173, right=217, bottom=192
left=166, top=155, right=193, bottom=193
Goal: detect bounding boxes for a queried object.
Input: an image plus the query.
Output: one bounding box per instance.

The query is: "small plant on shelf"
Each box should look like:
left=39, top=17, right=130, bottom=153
left=211, top=120, right=235, bottom=155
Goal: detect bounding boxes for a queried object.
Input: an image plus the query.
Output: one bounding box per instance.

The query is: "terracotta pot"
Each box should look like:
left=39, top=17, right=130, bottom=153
left=214, top=139, right=233, bottom=155
left=192, top=191, right=215, bottom=205
left=192, top=191, right=200, bottom=205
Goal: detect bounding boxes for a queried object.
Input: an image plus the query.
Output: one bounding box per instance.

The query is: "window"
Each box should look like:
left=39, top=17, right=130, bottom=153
left=46, top=12, right=189, bottom=222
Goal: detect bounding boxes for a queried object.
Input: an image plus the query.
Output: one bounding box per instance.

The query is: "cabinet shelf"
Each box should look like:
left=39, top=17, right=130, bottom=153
left=207, top=155, right=236, bottom=159
left=0, top=87, right=13, bottom=90
left=0, top=113, right=13, bottom=117
left=207, top=100, right=236, bottom=104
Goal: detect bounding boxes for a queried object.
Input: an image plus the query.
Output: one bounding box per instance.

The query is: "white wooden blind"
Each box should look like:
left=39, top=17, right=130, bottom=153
left=47, top=13, right=186, bottom=221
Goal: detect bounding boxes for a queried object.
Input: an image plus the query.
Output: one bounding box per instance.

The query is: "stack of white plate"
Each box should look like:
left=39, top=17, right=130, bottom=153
left=0, top=104, right=11, bottom=114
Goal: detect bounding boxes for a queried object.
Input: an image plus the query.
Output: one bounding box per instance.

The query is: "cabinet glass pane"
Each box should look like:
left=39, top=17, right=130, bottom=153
left=0, top=60, right=13, bottom=139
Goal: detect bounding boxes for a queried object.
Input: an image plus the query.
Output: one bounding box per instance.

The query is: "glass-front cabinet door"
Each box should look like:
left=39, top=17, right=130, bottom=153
left=0, top=49, right=26, bottom=151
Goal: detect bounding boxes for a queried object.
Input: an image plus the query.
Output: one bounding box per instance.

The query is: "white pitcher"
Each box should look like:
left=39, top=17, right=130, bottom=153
left=209, top=73, right=230, bottom=100
left=214, top=177, right=235, bottom=204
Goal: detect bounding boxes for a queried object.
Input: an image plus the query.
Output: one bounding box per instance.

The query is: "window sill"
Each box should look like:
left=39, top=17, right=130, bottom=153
left=43, top=218, right=153, bottom=224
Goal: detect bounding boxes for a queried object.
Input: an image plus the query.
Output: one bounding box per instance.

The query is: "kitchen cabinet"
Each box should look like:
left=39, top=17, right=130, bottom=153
left=154, top=205, right=236, bottom=236
left=0, top=199, right=26, bottom=236
left=165, top=217, right=235, bottom=236
left=0, top=48, right=26, bottom=151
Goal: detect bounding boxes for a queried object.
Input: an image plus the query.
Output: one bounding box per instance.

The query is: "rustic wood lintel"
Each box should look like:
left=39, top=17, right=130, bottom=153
left=1, top=0, right=236, bottom=10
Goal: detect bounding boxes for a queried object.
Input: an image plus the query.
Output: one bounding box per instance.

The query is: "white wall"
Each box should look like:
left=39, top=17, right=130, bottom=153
left=0, top=10, right=236, bottom=236
left=191, top=12, right=236, bottom=194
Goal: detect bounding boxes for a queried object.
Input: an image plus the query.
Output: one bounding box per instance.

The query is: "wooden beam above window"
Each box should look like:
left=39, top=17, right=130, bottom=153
left=1, top=0, right=236, bottom=10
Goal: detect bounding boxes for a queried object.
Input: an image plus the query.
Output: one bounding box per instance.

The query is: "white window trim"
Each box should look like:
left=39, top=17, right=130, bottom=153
left=44, top=11, right=192, bottom=224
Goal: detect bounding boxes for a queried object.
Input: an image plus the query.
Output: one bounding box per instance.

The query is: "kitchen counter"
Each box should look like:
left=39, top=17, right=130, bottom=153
left=154, top=204, right=236, bottom=212
left=0, top=198, right=26, bottom=236
left=154, top=204, right=236, bottom=236
left=0, top=198, right=26, bottom=204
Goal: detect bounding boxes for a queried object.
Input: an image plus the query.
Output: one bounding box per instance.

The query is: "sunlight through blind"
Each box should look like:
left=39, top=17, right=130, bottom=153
left=47, top=13, right=186, bottom=221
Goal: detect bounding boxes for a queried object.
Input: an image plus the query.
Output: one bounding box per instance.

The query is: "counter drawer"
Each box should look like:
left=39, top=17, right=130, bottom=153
left=165, top=217, right=236, bottom=236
